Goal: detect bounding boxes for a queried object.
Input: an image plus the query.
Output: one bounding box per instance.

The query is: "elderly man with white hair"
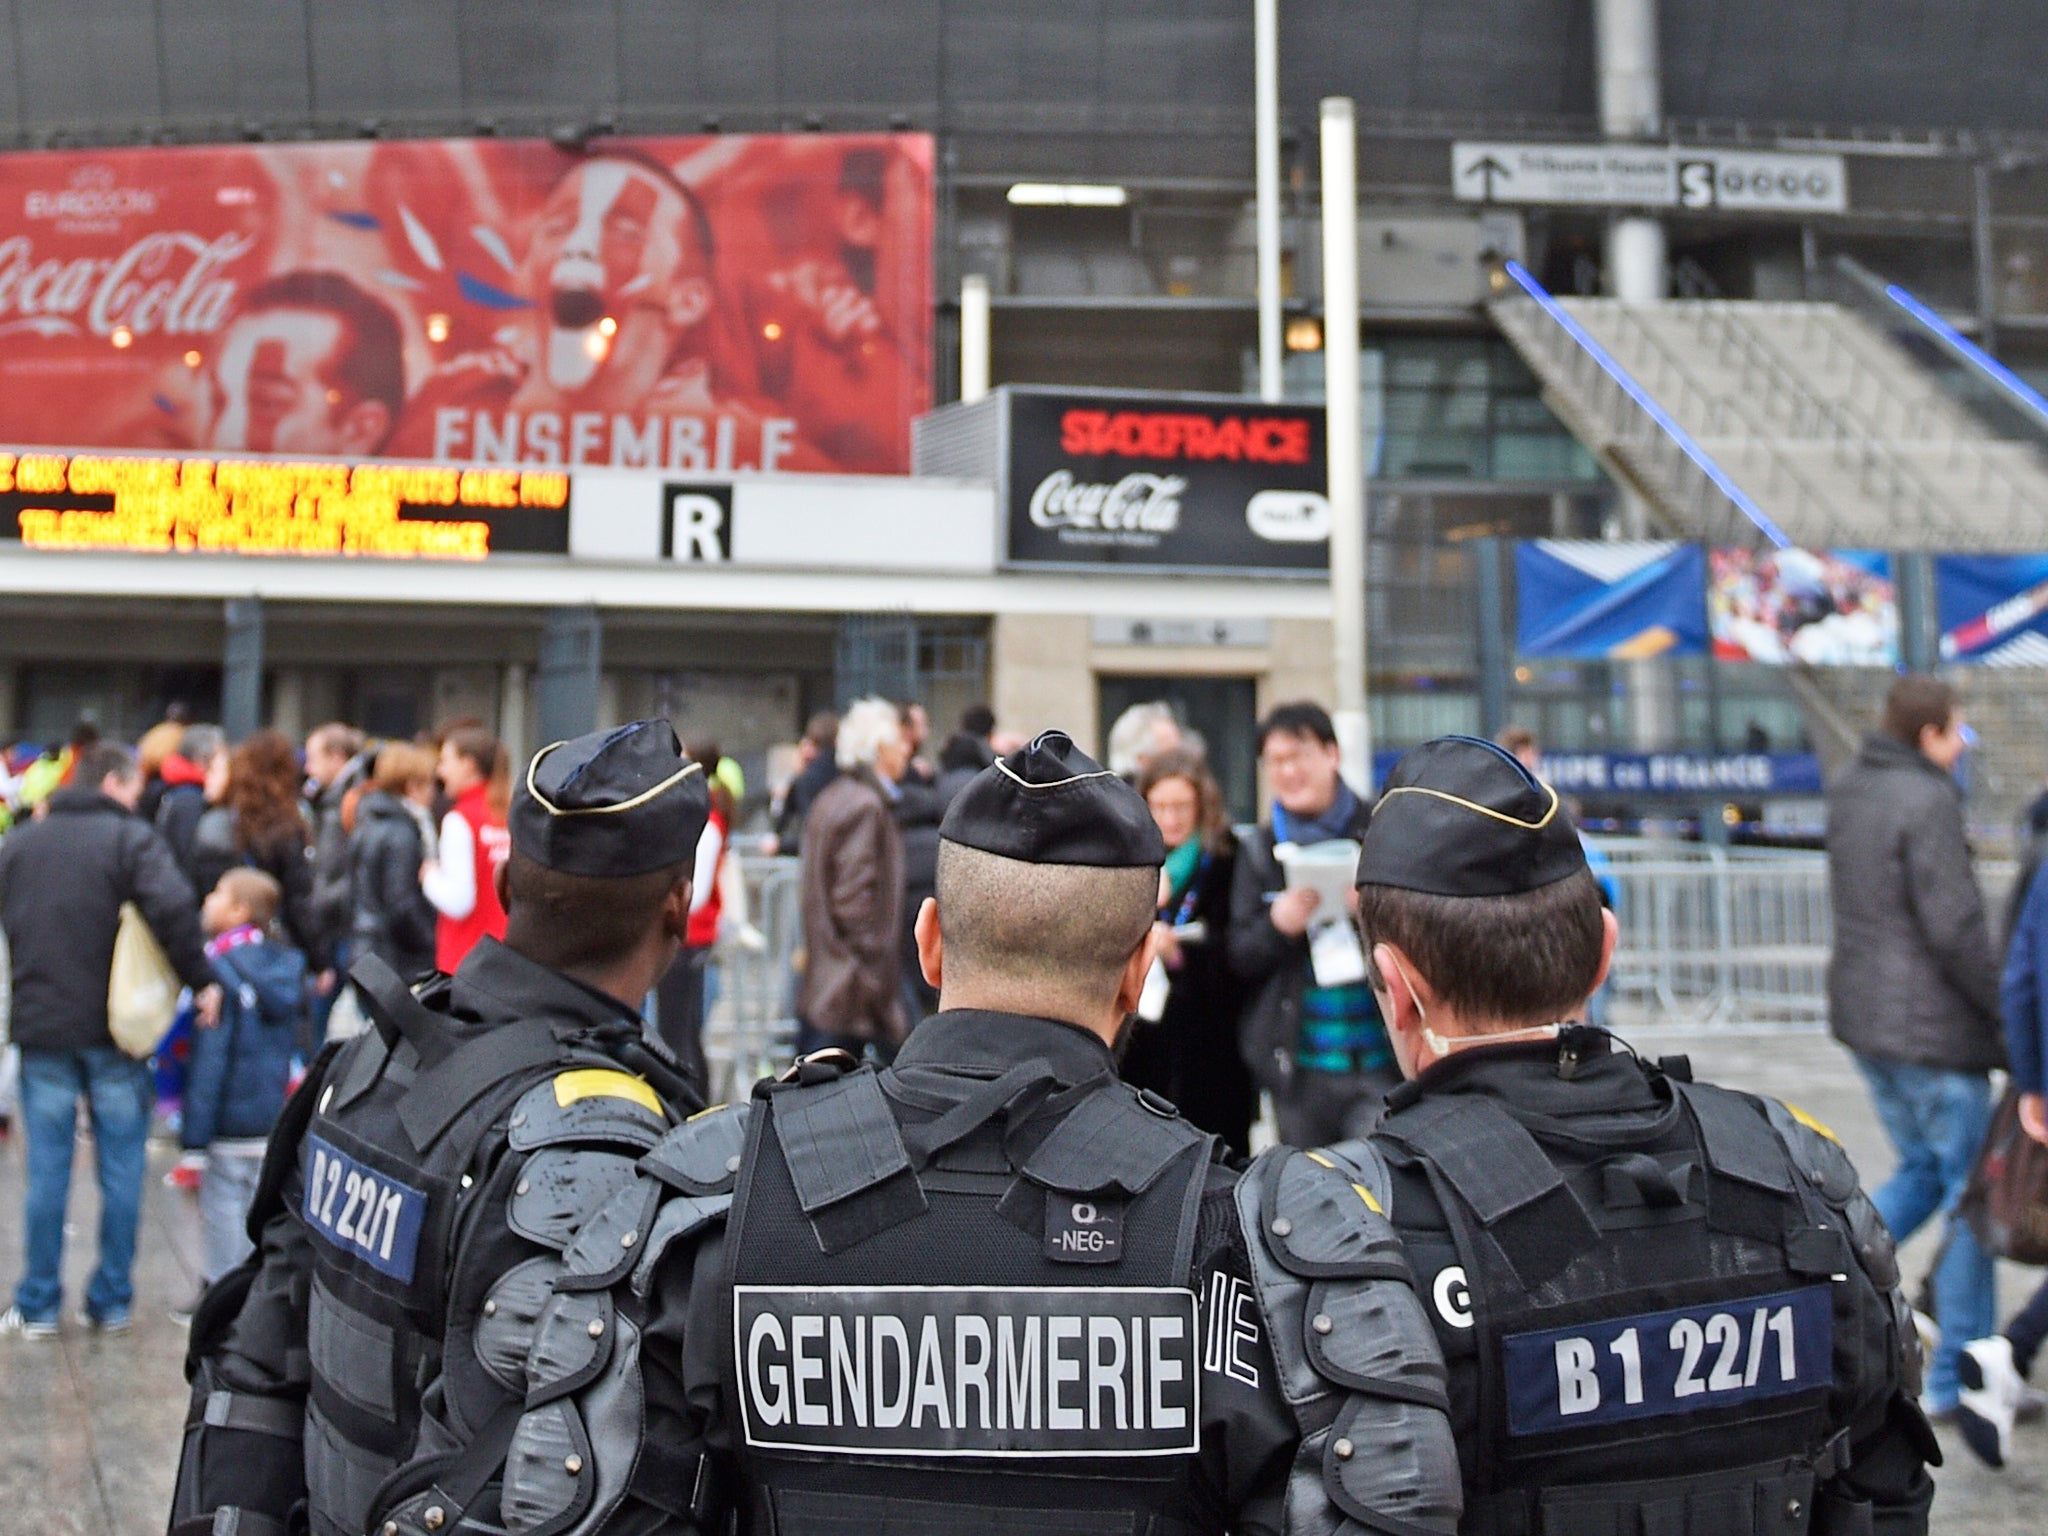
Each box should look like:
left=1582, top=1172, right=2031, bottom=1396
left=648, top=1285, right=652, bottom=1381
left=795, top=697, right=911, bottom=1056
left=1106, top=699, right=1185, bottom=780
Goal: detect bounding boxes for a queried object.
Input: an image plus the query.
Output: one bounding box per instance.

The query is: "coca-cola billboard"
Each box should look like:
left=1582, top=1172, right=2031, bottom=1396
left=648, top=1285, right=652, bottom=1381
left=0, top=136, right=931, bottom=473
left=1002, top=388, right=1329, bottom=571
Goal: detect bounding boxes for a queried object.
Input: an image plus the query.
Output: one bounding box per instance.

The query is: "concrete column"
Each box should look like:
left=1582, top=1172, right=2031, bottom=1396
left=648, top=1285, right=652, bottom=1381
left=1594, top=0, right=1660, bottom=137
left=222, top=597, right=264, bottom=742
left=960, top=275, right=991, bottom=404
left=1607, top=217, right=1668, bottom=303
left=536, top=606, right=603, bottom=745
left=1595, top=0, right=1667, bottom=304
left=269, top=667, right=308, bottom=742
left=500, top=662, right=531, bottom=764
left=1320, top=96, right=1372, bottom=793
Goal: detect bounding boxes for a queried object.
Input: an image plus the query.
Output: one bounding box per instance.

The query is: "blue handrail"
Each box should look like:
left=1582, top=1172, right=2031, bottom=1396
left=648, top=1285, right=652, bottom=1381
left=1503, top=261, right=1791, bottom=550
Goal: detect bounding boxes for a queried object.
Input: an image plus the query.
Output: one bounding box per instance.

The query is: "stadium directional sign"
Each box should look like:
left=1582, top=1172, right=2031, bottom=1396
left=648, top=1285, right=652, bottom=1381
left=1453, top=142, right=1847, bottom=214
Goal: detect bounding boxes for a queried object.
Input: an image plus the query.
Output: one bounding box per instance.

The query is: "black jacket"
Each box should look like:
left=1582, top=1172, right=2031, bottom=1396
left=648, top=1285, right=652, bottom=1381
left=1225, top=794, right=1374, bottom=1093
left=893, top=777, right=946, bottom=1017
left=0, top=788, right=213, bottom=1051
left=641, top=1011, right=1304, bottom=1535
left=1373, top=1033, right=1934, bottom=1534
left=1121, top=839, right=1256, bottom=1154
left=156, top=780, right=209, bottom=877
left=348, top=791, right=438, bottom=982
left=306, top=753, right=369, bottom=951
left=188, top=805, right=331, bottom=973
left=1825, top=733, right=2004, bottom=1072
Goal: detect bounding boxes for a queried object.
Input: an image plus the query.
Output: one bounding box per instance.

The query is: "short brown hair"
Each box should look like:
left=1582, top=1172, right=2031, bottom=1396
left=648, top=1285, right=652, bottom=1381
left=215, top=867, right=283, bottom=929
left=1882, top=675, right=1957, bottom=748
left=373, top=742, right=437, bottom=795
left=1356, top=868, right=1606, bottom=1024
left=935, top=842, right=1157, bottom=1009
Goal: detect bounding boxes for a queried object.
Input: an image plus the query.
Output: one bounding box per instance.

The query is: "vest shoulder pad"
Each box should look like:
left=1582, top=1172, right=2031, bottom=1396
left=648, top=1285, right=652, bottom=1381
left=1762, top=1095, right=1903, bottom=1294
left=508, top=1148, right=648, bottom=1252
left=1019, top=1084, right=1206, bottom=1197
left=1235, top=1144, right=1462, bottom=1536
left=507, top=1067, right=670, bottom=1153
left=638, top=1101, right=752, bottom=1196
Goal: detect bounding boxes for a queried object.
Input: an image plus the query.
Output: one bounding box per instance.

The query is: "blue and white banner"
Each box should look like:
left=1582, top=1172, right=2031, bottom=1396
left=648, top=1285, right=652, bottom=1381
left=1369, top=750, right=1823, bottom=797
left=1936, top=554, right=2048, bottom=665
left=1515, top=541, right=1709, bottom=659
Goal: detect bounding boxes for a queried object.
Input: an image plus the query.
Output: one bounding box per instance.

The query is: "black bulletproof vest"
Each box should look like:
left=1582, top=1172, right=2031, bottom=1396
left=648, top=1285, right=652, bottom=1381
left=298, top=972, right=611, bottom=1536
left=723, top=1057, right=1220, bottom=1536
left=1377, top=1067, right=1857, bottom=1536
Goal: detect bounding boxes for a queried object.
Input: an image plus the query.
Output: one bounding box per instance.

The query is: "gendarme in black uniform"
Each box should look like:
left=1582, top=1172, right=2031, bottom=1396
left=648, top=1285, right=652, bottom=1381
left=1352, top=738, right=1937, bottom=1535
left=485, top=731, right=1464, bottom=1536
left=168, top=721, right=711, bottom=1536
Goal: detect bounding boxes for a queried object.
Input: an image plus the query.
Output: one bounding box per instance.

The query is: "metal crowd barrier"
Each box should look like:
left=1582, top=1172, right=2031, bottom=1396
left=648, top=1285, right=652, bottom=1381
left=700, top=856, right=804, bottom=1101
left=1593, top=839, right=2016, bottom=1029
left=697, top=846, right=2023, bottom=1076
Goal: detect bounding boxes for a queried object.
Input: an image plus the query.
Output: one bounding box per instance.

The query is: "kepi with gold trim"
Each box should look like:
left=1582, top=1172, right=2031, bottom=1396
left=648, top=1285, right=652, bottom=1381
left=1356, top=734, right=1586, bottom=896
left=510, top=719, right=711, bottom=877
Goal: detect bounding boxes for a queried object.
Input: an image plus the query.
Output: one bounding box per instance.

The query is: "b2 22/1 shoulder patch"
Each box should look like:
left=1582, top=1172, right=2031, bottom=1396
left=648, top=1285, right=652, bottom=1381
left=303, top=1133, right=430, bottom=1283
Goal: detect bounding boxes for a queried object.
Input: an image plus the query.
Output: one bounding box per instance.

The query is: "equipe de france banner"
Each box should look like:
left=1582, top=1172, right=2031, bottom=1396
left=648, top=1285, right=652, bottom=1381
left=0, top=135, right=932, bottom=474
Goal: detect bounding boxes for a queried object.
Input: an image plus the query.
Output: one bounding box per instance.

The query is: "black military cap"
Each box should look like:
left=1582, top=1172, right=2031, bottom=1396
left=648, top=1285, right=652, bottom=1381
left=510, top=720, right=710, bottom=878
left=940, top=729, right=1165, bottom=868
left=1356, top=735, right=1586, bottom=897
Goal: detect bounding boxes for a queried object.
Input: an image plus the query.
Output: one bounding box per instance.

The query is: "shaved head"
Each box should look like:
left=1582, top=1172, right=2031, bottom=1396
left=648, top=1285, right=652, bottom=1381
left=934, top=841, right=1157, bottom=1016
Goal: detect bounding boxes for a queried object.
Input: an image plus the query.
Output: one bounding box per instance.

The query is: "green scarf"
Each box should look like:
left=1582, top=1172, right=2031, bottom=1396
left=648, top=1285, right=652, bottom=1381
left=1162, top=836, right=1203, bottom=909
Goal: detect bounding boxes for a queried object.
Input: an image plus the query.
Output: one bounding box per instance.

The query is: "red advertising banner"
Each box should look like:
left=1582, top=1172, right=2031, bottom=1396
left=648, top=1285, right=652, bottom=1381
left=0, top=134, right=932, bottom=474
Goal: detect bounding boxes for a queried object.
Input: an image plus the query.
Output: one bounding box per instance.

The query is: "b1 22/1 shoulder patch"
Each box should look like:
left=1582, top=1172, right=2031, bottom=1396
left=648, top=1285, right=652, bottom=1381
left=1502, top=1284, right=1832, bottom=1438
left=303, top=1133, right=430, bottom=1283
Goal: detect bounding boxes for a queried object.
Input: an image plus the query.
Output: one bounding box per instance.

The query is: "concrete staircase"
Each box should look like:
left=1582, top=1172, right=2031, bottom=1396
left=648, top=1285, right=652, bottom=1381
left=1491, top=293, right=2048, bottom=552
left=1492, top=284, right=2048, bottom=836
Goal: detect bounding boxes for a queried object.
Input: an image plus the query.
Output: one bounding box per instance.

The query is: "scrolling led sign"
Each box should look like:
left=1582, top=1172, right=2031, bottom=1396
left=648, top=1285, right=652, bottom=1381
left=0, top=452, right=571, bottom=560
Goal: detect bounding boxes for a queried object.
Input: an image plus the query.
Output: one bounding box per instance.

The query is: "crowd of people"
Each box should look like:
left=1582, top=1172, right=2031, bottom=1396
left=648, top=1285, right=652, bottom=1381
left=0, top=713, right=664, bottom=1328
left=1, top=678, right=2045, bottom=1520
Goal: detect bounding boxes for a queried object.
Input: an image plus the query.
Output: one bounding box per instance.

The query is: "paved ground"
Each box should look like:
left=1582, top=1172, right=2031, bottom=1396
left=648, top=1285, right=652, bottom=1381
left=0, top=1028, right=2043, bottom=1533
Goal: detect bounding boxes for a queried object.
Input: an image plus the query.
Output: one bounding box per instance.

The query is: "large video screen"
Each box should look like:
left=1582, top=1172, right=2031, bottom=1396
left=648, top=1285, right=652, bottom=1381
left=0, top=134, right=932, bottom=474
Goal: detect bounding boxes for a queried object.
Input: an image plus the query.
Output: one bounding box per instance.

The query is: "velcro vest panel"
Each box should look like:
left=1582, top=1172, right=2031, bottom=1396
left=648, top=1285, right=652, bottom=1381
left=724, top=1062, right=1219, bottom=1536
left=297, top=1009, right=622, bottom=1536
left=1377, top=1077, right=1852, bottom=1536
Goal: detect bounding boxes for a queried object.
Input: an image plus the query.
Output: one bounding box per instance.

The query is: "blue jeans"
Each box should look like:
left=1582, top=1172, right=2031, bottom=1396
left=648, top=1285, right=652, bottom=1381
left=12, top=1046, right=153, bottom=1323
left=1853, top=1055, right=1997, bottom=1409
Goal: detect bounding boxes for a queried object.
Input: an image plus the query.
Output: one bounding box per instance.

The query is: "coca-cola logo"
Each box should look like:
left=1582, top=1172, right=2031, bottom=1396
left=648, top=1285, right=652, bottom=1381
left=1059, top=408, right=1312, bottom=465
left=0, top=232, right=253, bottom=340
left=1029, top=470, right=1185, bottom=537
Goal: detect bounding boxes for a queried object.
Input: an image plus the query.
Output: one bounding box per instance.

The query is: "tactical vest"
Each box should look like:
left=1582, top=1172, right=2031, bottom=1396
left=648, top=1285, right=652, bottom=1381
left=299, top=958, right=671, bottom=1536
left=1375, top=1066, right=1861, bottom=1536
left=723, top=1056, right=1222, bottom=1536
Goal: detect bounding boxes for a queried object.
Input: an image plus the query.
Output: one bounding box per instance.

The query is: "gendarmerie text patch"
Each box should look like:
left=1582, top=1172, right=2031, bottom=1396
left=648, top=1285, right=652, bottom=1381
left=734, top=1284, right=1200, bottom=1457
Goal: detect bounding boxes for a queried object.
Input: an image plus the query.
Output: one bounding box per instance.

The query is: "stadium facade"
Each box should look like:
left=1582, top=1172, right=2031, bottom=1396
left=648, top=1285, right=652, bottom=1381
left=0, top=0, right=2043, bottom=824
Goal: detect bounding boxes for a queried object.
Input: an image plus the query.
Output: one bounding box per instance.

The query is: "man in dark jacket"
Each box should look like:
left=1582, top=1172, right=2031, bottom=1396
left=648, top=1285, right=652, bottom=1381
left=0, top=742, right=220, bottom=1338
left=302, top=721, right=367, bottom=978
left=1226, top=701, right=1385, bottom=1145
left=1826, top=672, right=2003, bottom=1417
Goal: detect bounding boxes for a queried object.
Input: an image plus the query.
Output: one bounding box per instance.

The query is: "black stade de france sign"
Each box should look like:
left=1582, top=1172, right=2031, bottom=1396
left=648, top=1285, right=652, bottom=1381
left=1001, top=388, right=1331, bottom=574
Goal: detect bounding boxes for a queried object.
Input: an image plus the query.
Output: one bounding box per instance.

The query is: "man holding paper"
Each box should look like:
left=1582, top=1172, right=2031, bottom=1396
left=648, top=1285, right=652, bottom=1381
left=1226, top=701, right=1390, bottom=1144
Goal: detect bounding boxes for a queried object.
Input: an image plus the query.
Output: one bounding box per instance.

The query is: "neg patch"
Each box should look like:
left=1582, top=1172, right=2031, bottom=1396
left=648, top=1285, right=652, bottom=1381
left=735, top=1284, right=1201, bottom=1458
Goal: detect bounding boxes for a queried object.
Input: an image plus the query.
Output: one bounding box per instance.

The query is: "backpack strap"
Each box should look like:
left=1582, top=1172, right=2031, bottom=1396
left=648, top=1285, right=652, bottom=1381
left=1377, top=1092, right=1599, bottom=1291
